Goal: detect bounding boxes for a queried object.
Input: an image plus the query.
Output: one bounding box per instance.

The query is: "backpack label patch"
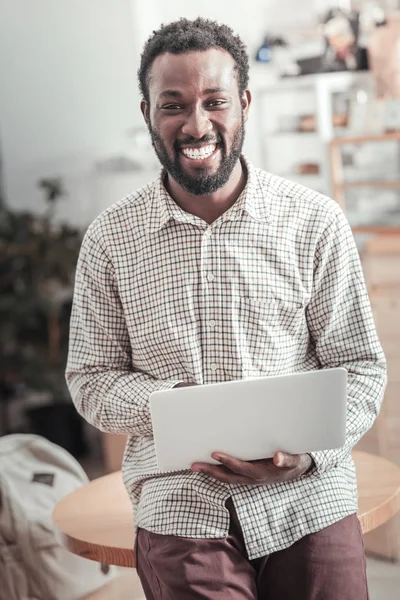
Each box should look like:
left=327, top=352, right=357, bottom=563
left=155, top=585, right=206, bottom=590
left=32, top=473, right=55, bottom=486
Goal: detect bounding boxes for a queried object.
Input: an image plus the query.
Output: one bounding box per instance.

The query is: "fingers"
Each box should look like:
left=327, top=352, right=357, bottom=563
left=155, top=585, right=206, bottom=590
left=273, top=452, right=301, bottom=469
left=211, top=453, right=260, bottom=478
left=191, top=462, right=253, bottom=485
left=213, top=452, right=303, bottom=472
left=190, top=452, right=306, bottom=486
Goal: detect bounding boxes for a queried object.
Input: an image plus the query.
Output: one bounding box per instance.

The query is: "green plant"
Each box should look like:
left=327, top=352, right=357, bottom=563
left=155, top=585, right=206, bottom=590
left=0, top=178, right=83, bottom=405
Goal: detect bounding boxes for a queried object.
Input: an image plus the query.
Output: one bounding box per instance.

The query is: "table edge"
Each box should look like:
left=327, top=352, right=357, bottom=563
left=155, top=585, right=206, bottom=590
left=54, top=450, right=400, bottom=568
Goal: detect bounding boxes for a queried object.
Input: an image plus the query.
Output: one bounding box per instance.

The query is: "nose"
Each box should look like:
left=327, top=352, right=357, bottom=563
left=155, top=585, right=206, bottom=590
left=181, top=106, right=213, bottom=140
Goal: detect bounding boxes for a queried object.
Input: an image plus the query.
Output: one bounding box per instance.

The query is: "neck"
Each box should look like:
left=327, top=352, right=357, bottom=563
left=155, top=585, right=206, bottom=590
left=165, top=159, right=246, bottom=225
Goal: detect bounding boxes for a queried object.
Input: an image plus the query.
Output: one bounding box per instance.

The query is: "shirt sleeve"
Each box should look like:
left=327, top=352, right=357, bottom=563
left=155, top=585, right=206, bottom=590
left=65, top=231, right=183, bottom=435
left=306, top=206, right=387, bottom=475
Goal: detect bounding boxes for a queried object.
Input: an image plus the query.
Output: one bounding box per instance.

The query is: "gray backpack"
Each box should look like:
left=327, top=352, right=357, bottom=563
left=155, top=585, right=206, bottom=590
left=0, top=434, right=116, bottom=600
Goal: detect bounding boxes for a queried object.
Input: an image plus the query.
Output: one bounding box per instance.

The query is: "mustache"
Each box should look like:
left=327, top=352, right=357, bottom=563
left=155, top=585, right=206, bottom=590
left=175, top=134, right=222, bottom=151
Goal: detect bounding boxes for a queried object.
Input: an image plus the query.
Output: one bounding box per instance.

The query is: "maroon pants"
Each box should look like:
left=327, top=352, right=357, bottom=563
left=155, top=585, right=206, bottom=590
left=135, top=498, right=369, bottom=599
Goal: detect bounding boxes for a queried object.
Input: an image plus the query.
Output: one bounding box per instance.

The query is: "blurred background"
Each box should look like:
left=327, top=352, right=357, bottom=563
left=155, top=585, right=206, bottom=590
left=1, top=1, right=400, bottom=597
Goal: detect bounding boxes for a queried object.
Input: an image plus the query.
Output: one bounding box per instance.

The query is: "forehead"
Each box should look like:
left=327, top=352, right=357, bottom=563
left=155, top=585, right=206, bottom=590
left=148, top=49, right=238, bottom=98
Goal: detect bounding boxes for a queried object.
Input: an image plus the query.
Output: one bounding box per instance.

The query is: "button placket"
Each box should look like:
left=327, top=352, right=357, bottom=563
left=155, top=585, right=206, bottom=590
left=200, top=226, right=221, bottom=382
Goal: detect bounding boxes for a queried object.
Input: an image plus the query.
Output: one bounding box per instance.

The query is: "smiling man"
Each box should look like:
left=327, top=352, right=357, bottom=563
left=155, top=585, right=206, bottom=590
left=141, top=46, right=249, bottom=222
left=66, top=18, right=386, bottom=600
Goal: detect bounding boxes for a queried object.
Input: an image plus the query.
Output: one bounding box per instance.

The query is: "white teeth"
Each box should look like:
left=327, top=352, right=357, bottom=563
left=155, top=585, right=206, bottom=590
left=181, top=144, right=216, bottom=159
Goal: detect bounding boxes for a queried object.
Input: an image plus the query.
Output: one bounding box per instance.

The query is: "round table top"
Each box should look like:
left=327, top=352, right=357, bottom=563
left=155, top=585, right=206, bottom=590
left=53, top=451, right=400, bottom=568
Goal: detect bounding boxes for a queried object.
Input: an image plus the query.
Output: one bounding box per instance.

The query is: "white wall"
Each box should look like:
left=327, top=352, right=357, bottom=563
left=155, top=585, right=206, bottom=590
left=0, top=0, right=329, bottom=225
left=152, top=0, right=319, bottom=56
left=0, top=0, right=151, bottom=226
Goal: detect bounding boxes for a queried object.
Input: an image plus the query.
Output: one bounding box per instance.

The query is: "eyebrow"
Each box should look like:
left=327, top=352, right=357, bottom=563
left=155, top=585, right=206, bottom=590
left=203, top=87, right=227, bottom=94
left=159, top=87, right=227, bottom=98
left=159, top=90, right=183, bottom=98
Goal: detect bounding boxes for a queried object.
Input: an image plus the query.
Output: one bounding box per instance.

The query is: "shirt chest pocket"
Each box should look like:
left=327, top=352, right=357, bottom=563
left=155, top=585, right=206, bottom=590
left=235, top=297, right=305, bottom=375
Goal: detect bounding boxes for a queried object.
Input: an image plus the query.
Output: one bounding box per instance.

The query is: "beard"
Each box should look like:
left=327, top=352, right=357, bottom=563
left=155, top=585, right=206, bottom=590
left=148, top=114, right=245, bottom=196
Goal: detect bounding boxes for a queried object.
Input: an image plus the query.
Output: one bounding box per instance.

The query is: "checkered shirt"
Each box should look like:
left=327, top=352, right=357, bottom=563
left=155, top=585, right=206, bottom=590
left=66, top=156, right=386, bottom=560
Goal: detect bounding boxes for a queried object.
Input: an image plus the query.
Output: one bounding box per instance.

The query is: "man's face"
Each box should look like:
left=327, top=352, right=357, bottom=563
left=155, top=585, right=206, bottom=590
left=142, top=49, right=251, bottom=196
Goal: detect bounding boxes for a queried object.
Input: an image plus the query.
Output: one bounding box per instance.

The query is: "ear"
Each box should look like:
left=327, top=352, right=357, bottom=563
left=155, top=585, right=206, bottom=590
left=241, top=90, right=252, bottom=123
left=141, top=100, right=150, bottom=127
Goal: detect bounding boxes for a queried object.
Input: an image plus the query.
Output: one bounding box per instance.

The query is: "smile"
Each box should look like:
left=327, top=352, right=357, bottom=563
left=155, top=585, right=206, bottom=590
left=180, top=144, right=217, bottom=160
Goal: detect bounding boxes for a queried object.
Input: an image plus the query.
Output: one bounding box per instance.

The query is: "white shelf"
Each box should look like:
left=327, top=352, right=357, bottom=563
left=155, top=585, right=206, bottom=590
left=255, top=70, right=374, bottom=198
left=269, top=131, right=318, bottom=137
left=251, top=68, right=372, bottom=93
left=280, top=172, right=322, bottom=180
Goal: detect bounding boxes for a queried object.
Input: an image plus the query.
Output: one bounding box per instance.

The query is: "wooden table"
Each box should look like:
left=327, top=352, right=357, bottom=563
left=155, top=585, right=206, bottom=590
left=53, top=451, right=400, bottom=568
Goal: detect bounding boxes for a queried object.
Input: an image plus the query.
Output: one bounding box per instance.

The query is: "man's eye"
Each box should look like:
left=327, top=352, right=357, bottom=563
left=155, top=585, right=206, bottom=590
left=162, top=104, right=183, bottom=110
left=207, top=100, right=226, bottom=108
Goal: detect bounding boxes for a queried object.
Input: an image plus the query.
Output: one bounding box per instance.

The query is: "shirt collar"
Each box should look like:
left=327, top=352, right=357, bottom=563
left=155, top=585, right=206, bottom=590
left=148, top=155, right=270, bottom=234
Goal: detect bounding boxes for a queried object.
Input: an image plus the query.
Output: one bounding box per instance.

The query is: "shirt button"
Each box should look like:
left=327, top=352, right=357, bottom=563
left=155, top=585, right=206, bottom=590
left=208, top=320, right=216, bottom=328
left=204, top=228, right=212, bottom=237
left=207, top=273, right=215, bottom=282
left=210, top=363, right=218, bottom=371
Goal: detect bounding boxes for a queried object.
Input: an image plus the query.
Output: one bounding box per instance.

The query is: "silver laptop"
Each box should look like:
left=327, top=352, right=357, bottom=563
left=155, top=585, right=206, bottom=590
left=149, top=367, right=347, bottom=472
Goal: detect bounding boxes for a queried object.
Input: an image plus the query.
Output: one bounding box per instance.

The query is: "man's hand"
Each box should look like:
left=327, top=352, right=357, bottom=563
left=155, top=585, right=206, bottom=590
left=191, top=452, right=313, bottom=485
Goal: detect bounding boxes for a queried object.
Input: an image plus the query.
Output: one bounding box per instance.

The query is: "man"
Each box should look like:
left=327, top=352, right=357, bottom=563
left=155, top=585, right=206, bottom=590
left=66, top=17, right=386, bottom=599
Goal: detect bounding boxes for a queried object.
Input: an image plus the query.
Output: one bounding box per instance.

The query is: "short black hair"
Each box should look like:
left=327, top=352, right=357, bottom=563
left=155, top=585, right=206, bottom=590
left=138, top=17, right=249, bottom=104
